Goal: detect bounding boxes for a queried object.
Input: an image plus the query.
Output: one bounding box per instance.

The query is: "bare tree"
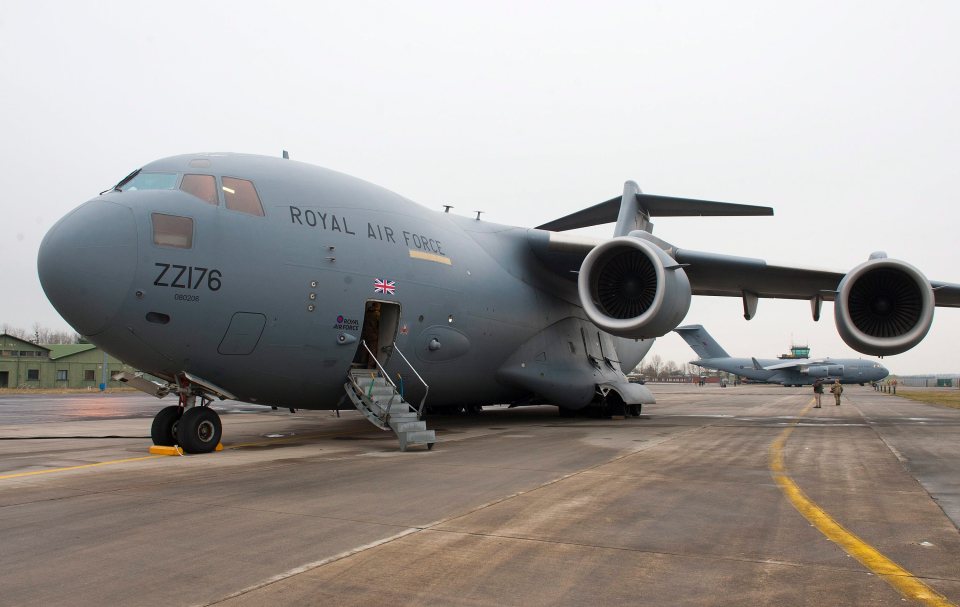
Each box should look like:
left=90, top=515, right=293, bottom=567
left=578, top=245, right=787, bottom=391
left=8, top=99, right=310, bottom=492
left=4, top=324, right=80, bottom=344
left=648, top=354, right=663, bottom=380
left=1, top=323, right=28, bottom=339
left=664, top=360, right=679, bottom=377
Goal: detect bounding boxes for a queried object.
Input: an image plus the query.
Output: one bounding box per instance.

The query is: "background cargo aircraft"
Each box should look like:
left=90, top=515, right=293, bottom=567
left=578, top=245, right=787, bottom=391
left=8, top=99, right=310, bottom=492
left=675, top=324, right=888, bottom=386
left=36, top=153, right=960, bottom=452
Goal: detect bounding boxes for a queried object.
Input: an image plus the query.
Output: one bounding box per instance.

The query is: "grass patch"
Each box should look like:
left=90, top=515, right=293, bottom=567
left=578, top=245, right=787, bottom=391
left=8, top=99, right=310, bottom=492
left=895, top=390, right=960, bottom=410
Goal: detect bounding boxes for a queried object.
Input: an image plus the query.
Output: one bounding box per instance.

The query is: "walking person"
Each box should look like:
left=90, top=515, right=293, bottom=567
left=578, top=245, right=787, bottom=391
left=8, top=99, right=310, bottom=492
left=831, top=379, right=843, bottom=406
left=813, top=378, right=824, bottom=408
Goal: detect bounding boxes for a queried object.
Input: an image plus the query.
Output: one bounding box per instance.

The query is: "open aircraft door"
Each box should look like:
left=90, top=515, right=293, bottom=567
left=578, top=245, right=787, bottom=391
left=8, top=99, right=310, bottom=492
left=356, top=300, right=402, bottom=368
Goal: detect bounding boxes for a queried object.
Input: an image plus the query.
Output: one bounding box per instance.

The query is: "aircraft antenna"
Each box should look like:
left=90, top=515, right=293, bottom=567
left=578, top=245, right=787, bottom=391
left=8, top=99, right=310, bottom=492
left=474, top=211, right=484, bottom=220
left=443, top=205, right=453, bottom=213
left=282, top=150, right=290, bottom=159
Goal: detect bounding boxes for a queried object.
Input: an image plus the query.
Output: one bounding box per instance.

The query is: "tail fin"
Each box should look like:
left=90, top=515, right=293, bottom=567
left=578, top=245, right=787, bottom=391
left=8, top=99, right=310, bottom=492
left=674, top=325, right=731, bottom=359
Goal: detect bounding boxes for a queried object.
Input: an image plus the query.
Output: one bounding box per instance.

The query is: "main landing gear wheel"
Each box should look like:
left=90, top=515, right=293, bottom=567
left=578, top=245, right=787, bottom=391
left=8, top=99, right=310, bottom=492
left=176, top=407, right=222, bottom=454
left=151, top=405, right=183, bottom=446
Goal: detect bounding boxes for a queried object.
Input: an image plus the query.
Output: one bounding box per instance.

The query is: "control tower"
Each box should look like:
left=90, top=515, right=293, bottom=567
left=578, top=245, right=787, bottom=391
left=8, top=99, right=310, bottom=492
left=778, top=343, right=810, bottom=359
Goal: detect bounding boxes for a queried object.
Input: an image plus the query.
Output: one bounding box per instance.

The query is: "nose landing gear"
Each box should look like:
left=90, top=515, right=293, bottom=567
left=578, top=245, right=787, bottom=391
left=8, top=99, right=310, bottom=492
left=149, top=373, right=227, bottom=454
left=176, top=406, right=223, bottom=453
left=150, top=405, right=183, bottom=446
left=150, top=402, right=223, bottom=454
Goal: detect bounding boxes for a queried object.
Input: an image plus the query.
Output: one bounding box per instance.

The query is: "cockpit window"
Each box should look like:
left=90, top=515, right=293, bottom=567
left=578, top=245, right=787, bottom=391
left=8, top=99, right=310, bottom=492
left=222, top=177, right=264, bottom=216
left=152, top=213, right=193, bottom=248
left=180, top=174, right=218, bottom=205
left=118, top=171, right=178, bottom=192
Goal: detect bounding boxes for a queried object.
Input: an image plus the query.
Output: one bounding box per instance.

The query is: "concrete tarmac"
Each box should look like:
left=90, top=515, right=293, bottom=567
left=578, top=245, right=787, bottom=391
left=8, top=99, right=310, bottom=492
left=1, top=385, right=958, bottom=606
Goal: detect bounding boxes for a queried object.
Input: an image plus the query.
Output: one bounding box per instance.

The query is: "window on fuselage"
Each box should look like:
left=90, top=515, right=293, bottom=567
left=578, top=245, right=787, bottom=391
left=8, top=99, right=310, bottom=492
left=222, top=177, right=264, bottom=216
left=152, top=213, right=194, bottom=248
left=117, top=171, right=178, bottom=192
left=180, top=174, right=218, bottom=205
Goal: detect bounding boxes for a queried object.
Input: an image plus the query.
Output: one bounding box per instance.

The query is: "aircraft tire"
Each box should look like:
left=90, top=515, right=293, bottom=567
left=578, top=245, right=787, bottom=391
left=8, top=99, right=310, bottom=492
left=177, top=407, right=222, bottom=454
left=606, top=393, right=626, bottom=417
left=151, top=405, right=182, bottom=446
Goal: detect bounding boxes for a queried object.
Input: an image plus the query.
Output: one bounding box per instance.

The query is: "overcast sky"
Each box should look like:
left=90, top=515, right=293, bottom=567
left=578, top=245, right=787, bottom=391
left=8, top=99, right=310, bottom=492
left=2, top=1, right=958, bottom=375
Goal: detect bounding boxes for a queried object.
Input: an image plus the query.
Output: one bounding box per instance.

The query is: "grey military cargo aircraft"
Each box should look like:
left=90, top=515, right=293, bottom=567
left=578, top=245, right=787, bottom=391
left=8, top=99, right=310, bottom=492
left=36, top=153, right=960, bottom=452
left=674, top=324, right=888, bottom=386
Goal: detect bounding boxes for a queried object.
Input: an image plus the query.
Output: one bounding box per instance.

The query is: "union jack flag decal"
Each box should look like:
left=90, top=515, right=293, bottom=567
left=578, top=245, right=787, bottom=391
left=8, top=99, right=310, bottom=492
left=373, top=278, right=396, bottom=295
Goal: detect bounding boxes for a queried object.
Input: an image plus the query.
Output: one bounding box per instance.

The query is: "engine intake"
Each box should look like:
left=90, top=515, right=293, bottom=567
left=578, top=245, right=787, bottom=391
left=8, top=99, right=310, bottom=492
left=834, top=257, right=934, bottom=356
left=578, top=237, right=691, bottom=339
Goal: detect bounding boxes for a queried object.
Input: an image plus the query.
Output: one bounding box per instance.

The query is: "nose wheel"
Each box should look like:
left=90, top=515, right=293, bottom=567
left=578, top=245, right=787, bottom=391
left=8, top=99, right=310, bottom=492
left=150, top=405, right=222, bottom=454
left=150, top=405, right=183, bottom=446
left=176, top=407, right=223, bottom=454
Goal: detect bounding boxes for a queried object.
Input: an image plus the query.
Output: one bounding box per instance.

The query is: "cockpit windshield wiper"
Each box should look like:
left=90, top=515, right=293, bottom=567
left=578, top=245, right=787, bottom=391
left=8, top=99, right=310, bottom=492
left=102, top=168, right=141, bottom=194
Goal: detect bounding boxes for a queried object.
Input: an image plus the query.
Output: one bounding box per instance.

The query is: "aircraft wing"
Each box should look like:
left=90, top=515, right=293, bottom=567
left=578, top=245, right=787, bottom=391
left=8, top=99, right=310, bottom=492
left=528, top=186, right=960, bottom=356
left=762, top=358, right=830, bottom=371
left=528, top=231, right=960, bottom=307
left=676, top=249, right=960, bottom=306
left=931, top=281, right=960, bottom=306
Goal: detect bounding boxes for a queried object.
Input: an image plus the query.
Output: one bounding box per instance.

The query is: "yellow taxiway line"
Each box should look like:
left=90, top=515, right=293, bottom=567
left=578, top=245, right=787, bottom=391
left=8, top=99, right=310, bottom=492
left=0, top=454, right=165, bottom=481
left=769, top=399, right=955, bottom=607
left=0, top=429, right=353, bottom=481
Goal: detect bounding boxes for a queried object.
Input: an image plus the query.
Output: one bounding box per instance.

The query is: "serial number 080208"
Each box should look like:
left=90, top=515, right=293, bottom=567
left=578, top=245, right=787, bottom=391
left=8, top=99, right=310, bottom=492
left=153, top=263, right=222, bottom=291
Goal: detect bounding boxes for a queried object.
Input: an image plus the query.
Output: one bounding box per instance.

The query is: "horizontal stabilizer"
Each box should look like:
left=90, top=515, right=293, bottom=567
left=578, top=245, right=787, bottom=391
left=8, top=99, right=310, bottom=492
left=537, top=193, right=773, bottom=232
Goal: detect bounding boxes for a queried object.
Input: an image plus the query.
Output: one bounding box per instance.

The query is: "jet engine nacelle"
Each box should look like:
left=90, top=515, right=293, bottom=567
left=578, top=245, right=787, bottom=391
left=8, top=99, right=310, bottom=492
left=803, top=365, right=843, bottom=378
left=834, top=256, right=935, bottom=356
left=577, top=236, right=691, bottom=339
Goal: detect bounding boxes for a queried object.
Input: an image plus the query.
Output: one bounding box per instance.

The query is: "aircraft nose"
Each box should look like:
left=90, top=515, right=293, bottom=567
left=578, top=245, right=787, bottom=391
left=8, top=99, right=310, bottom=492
left=37, top=199, right=138, bottom=336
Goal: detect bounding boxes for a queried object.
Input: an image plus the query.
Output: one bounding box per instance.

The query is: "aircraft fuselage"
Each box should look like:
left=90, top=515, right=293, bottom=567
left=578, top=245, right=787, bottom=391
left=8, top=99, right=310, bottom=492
left=38, top=154, right=652, bottom=411
left=693, top=357, right=888, bottom=386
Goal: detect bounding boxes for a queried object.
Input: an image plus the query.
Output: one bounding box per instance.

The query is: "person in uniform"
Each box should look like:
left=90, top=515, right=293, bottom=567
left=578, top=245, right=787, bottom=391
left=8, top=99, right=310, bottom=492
left=831, top=379, right=843, bottom=406
left=813, top=378, right=824, bottom=408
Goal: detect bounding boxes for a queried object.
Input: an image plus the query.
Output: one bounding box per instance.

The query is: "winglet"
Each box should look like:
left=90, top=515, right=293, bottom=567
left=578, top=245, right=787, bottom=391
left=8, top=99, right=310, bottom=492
left=751, top=357, right=763, bottom=371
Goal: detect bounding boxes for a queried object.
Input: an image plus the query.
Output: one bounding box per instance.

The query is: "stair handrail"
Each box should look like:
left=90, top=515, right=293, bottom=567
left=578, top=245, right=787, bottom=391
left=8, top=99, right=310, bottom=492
left=356, top=340, right=401, bottom=424
left=391, top=342, right=429, bottom=419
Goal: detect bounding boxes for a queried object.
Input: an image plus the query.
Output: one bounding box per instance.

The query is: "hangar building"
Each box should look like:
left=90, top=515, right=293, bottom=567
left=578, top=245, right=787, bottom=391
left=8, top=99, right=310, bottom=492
left=0, top=333, right=136, bottom=389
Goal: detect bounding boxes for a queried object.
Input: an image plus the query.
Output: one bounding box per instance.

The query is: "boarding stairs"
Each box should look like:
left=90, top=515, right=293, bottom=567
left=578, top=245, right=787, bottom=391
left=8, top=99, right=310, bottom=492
left=344, top=342, right=435, bottom=451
